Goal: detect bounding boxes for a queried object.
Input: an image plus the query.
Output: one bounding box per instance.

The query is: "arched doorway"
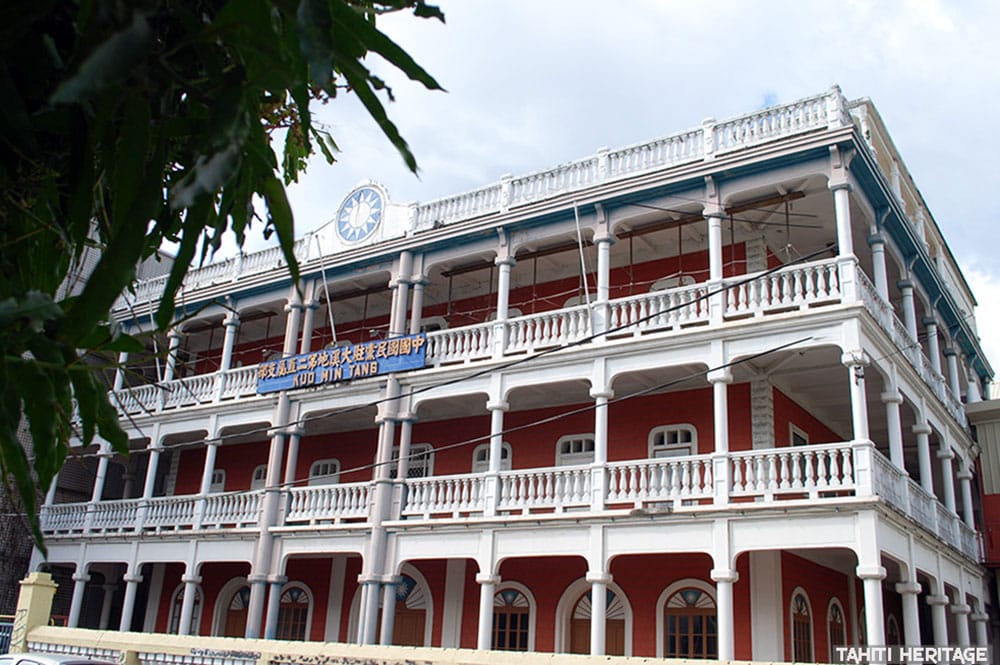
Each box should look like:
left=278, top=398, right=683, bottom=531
left=387, top=574, right=427, bottom=646
left=223, top=585, right=250, bottom=637
left=568, top=589, right=627, bottom=655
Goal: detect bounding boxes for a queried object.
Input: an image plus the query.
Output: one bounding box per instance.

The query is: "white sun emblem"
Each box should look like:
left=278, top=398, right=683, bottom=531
left=337, top=187, right=383, bottom=242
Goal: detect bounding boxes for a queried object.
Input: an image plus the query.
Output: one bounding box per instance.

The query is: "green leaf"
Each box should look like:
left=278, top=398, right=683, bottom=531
left=261, top=174, right=299, bottom=285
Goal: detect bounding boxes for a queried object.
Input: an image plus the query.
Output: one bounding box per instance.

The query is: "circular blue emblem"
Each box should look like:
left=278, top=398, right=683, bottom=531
left=336, top=186, right=383, bottom=242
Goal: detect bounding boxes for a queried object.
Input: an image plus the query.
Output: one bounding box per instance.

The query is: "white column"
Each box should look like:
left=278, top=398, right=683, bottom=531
left=177, top=573, right=201, bottom=636
left=379, top=578, right=400, bottom=645
left=409, top=278, right=427, bottom=335
left=112, top=350, right=129, bottom=392
left=298, top=282, right=318, bottom=354
left=951, top=602, right=971, bottom=646
left=91, top=443, right=111, bottom=503
left=965, top=356, right=983, bottom=403
left=927, top=592, right=949, bottom=646
left=706, top=210, right=725, bottom=324
left=389, top=252, right=413, bottom=337
left=898, top=280, right=919, bottom=343
left=868, top=234, right=889, bottom=302
left=944, top=348, right=962, bottom=401
left=194, top=439, right=220, bottom=528
left=842, top=351, right=871, bottom=442
left=219, top=312, right=240, bottom=370
left=67, top=570, right=89, bottom=627
left=592, top=234, right=614, bottom=335
left=492, top=256, right=515, bottom=356
left=263, top=574, right=286, bottom=639
left=163, top=327, right=184, bottom=382
left=958, top=466, right=976, bottom=527
left=98, top=582, right=116, bottom=629
left=476, top=573, right=498, bottom=650
left=833, top=184, right=854, bottom=257
left=924, top=317, right=941, bottom=374
left=971, top=602, right=990, bottom=646
left=712, top=568, right=738, bottom=661
left=894, top=580, right=922, bottom=647
left=937, top=444, right=957, bottom=512
left=914, top=423, right=934, bottom=494
left=587, top=572, right=611, bottom=655
left=709, top=369, right=732, bottom=506
left=484, top=399, right=508, bottom=517
left=857, top=565, right=886, bottom=646
left=882, top=388, right=905, bottom=470
left=590, top=387, right=612, bottom=511
left=118, top=570, right=143, bottom=632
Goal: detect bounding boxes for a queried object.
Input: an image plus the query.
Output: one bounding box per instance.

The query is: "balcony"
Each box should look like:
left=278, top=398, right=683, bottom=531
left=40, top=442, right=979, bottom=561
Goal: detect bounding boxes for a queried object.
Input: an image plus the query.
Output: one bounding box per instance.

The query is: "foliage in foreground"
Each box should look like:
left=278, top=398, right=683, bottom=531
left=0, top=0, right=443, bottom=552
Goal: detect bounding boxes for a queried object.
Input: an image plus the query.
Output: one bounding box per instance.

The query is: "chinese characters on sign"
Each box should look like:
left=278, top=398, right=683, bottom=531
left=256, top=334, right=427, bottom=394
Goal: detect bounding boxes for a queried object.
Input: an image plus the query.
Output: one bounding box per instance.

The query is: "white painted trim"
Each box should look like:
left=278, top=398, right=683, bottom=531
left=555, top=433, right=596, bottom=466
left=790, top=422, right=810, bottom=446
left=826, top=596, right=847, bottom=659
left=750, top=551, right=783, bottom=661
left=308, top=458, right=341, bottom=485
left=323, top=557, right=346, bottom=642
left=440, top=559, right=467, bottom=648
left=167, top=582, right=204, bottom=634
left=553, top=577, right=633, bottom=656
left=142, top=562, right=165, bottom=633
left=472, top=442, right=511, bottom=472
left=211, top=576, right=248, bottom=637
left=654, top=578, right=716, bottom=658
left=648, top=423, right=698, bottom=458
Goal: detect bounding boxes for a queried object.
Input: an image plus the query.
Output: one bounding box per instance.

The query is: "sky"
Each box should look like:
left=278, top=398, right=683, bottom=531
left=239, top=0, right=1000, bottom=391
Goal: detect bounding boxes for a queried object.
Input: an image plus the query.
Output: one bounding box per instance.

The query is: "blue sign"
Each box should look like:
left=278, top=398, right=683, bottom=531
left=256, top=333, right=427, bottom=394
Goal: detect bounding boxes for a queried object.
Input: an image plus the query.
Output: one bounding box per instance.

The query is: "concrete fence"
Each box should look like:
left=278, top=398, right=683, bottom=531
left=11, top=572, right=776, bottom=665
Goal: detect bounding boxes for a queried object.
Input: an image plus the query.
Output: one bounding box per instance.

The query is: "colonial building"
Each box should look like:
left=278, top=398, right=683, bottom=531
left=31, top=86, right=995, bottom=661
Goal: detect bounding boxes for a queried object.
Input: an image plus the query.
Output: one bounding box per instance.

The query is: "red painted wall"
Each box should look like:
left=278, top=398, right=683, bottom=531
left=780, top=552, right=852, bottom=663
left=981, top=493, right=1000, bottom=564
left=773, top=388, right=841, bottom=446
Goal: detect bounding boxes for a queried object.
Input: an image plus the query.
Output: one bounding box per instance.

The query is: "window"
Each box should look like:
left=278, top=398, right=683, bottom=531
left=276, top=584, right=312, bottom=641
left=251, top=465, right=267, bottom=490
left=308, top=459, right=341, bottom=485
left=790, top=424, right=809, bottom=447
left=391, top=443, right=434, bottom=478
left=886, top=614, right=901, bottom=646
left=649, top=425, right=697, bottom=458
left=167, top=584, right=203, bottom=635
left=790, top=590, right=813, bottom=662
left=827, top=599, right=846, bottom=658
left=472, top=442, right=512, bottom=472
left=493, top=588, right=531, bottom=651
left=556, top=435, right=595, bottom=466
left=419, top=316, right=448, bottom=333
left=663, top=587, right=717, bottom=659
left=209, top=469, right=225, bottom=493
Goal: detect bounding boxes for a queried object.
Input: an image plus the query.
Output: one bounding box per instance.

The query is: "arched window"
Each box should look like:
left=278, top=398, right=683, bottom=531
left=569, top=589, right=627, bottom=656
left=308, top=459, right=341, bottom=485
left=649, top=425, right=697, bottom=458
left=472, top=442, right=512, bottom=473
left=167, top=583, right=203, bottom=635
left=886, top=614, right=901, bottom=646
left=556, top=434, right=595, bottom=466
left=209, top=469, right=225, bottom=493
left=663, top=586, right=717, bottom=659
left=251, top=464, right=267, bottom=490
left=827, top=598, right=846, bottom=658
left=276, top=583, right=312, bottom=641
left=223, top=585, right=251, bottom=637
left=790, top=589, right=813, bottom=662
left=391, top=443, right=434, bottom=478
left=493, top=587, right=532, bottom=651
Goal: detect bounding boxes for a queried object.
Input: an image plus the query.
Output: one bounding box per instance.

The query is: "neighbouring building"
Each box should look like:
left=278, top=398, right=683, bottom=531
left=28, top=86, right=997, bottom=662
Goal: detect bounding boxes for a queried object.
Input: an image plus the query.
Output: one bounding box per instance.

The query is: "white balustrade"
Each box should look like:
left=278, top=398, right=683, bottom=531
left=160, top=373, right=217, bottom=410
left=425, top=322, right=493, bottom=365
left=935, top=503, right=958, bottom=548
left=40, top=503, right=89, bottom=534
left=905, top=478, right=936, bottom=527
left=88, top=498, right=142, bottom=532
left=607, top=130, right=702, bottom=176
left=285, top=482, right=371, bottom=524
left=142, top=495, right=199, bottom=531
left=497, top=465, right=592, bottom=513
left=414, top=185, right=503, bottom=227
left=958, top=522, right=980, bottom=560
left=729, top=443, right=856, bottom=500
left=607, top=283, right=709, bottom=335
left=504, top=306, right=591, bottom=354
left=870, top=453, right=906, bottom=507
left=713, top=93, right=830, bottom=154
left=606, top=456, right=713, bottom=507
left=219, top=365, right=260, bottom=400
left=402, top=474, right=486, bottom=518
left=200, top=490, right=262, bottom=529
left=723, top=259, right=841, bottom=318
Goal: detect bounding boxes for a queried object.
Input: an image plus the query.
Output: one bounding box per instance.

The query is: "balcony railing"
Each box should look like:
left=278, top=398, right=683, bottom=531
left=41, top=442, right=979, bottom=562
